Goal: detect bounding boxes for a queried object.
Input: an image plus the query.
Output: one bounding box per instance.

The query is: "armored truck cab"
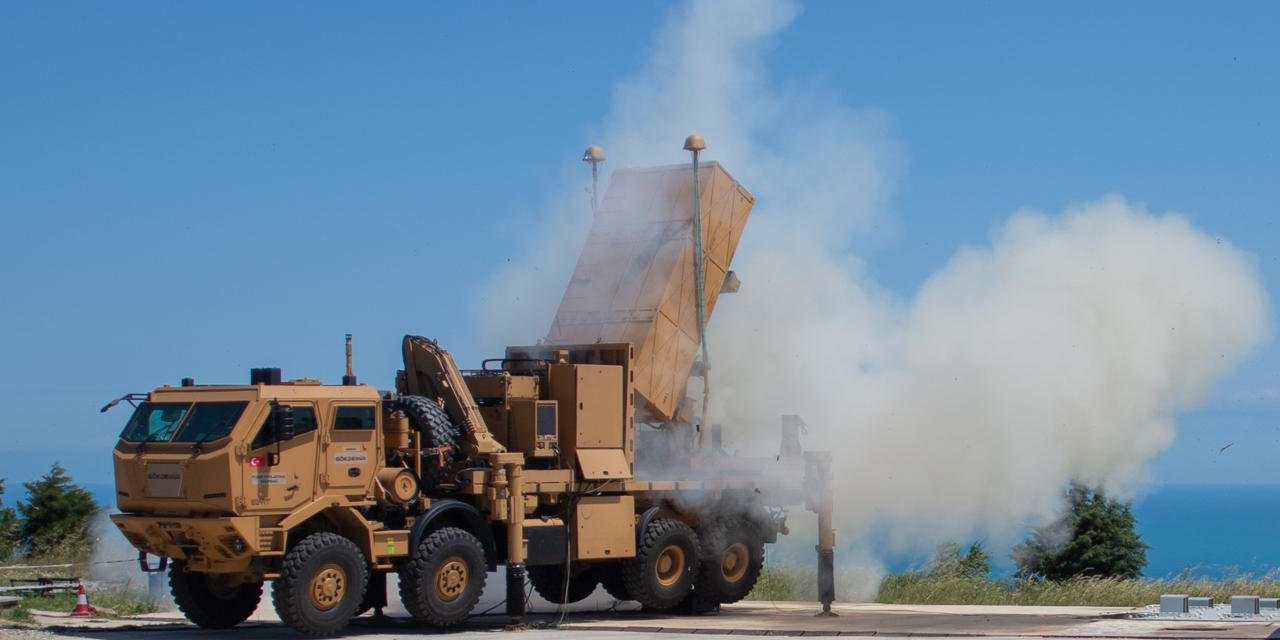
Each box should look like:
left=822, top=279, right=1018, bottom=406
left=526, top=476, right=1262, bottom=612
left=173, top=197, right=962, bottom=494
left=111, top=379, right=383, bottom=574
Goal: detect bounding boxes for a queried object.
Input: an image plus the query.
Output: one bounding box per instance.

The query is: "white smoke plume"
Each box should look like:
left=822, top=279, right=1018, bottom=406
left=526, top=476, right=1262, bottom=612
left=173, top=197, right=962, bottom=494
left=471, top=0, right=1271, bottom=589
left=716, top=197, right=1269, bottom=547
left=88, top=511, right=151, bottom=593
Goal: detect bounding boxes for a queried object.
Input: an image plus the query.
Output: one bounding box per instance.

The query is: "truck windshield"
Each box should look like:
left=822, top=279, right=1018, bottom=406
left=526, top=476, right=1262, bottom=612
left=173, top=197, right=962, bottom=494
left=120, top=402, right=190, bottom=442
left=120, top=401, right=249, bottom=444
left=172, top=402, right=249, bottom=443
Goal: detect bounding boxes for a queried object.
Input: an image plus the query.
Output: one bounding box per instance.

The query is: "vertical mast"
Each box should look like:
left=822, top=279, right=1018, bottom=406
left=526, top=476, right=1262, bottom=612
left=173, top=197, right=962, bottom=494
left=683, top=134, right=711, bottom=447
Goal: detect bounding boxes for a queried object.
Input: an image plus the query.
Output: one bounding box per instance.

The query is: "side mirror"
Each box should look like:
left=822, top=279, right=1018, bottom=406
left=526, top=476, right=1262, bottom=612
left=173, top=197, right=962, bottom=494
left=274, top=404, right=295, bottom=442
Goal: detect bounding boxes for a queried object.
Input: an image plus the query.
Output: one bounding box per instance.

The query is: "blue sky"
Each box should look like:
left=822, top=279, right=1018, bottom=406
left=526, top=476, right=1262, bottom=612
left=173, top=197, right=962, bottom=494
left=0, top=1, right=1276, bottom=494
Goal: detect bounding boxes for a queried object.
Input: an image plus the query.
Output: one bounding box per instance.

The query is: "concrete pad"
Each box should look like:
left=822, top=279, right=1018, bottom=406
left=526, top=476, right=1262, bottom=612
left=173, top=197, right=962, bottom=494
left=1231, top=596, right=1260, bottom=615
left=563, top=602, right=1280, bottom=639
left=1162, top=594, right=1190, bottom=613
left=17, top=603, right=1280, bottom=640
left=566, top=602, right=1105, bottom=637
left=19, top=581, right=1280, bottom=640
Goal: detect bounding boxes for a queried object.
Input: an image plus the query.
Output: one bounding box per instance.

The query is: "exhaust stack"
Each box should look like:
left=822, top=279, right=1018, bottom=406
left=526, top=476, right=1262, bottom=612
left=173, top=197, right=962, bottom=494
left=342, top=333, right=357, bottom=386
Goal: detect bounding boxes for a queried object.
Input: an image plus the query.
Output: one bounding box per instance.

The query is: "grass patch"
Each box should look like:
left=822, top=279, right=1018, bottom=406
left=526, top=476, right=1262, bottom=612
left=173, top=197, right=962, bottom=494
left=750, top=566, right=1280, bottom=607
left=749, top=566, right=817, bottom=601
left=1, top=587, right=159, bottom=623
left=2, top=542, right=158, bottom=623
left=878, top=572, right=1280, bottom=607
left=749, top=566, right=876, bottom=602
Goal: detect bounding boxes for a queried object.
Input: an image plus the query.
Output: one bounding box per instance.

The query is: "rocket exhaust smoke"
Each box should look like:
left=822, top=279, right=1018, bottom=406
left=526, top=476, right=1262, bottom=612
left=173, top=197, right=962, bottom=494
left=473, top=0, right=1270, bottom=592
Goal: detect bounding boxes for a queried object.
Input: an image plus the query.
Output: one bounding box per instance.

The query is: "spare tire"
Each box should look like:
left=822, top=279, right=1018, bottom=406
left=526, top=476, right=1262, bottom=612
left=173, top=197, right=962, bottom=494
left=394, top=396, right=462, bottom=487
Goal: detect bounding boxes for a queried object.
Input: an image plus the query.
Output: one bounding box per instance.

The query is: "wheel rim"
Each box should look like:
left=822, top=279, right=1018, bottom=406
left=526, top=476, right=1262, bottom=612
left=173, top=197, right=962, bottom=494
left=309, top=563, right=346, bottom=611
left=721, top=542, right=750, bottom=583
left=655, top=544, right=686, bottom=587
left=435, top=557, right=468, bottom=601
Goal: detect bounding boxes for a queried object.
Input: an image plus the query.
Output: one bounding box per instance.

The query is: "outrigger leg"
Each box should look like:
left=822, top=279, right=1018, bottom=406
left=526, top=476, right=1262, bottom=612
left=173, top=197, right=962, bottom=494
left=805, top=451, right=838, bottom=617
left=503, top=458, right=529, bottom=628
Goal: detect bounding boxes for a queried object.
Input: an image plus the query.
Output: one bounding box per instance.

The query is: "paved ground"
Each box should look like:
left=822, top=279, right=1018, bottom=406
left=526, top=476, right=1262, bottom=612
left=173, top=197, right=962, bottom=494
left=9, top=574, right=1280, bottom=640
left=14, top=601, right=1280, bottom=640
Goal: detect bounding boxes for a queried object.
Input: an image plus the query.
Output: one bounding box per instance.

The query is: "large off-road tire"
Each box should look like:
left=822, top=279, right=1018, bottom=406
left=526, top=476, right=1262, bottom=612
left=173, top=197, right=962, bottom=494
left=353, top=571, right=385, bottom=617
left=398, top=527, right=487, bottom=626
left=597, top=562, right=631, bottom=601
left=528, top=564, right=599, bottom=604
left=622, top=518, right=699, bottom=611
left=695, top=517, right=765, bottom=604
left=169, top=560, right=262, bottom=629
left=271, top=532, right=370, bottom=636
left=396, top=395, right=462, bottom=486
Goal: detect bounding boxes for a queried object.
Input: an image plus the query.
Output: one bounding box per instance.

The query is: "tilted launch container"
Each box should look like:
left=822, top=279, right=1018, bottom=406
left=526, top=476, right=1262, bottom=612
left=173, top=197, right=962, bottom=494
left=544, top=162, right=753, bottom=422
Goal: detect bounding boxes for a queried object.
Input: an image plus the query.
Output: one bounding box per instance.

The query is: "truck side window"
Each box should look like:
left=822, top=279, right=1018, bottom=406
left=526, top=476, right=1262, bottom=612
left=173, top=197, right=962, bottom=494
left=250, top=405, right=317, bottom=449
left=333, top=406, right=375, bottom=430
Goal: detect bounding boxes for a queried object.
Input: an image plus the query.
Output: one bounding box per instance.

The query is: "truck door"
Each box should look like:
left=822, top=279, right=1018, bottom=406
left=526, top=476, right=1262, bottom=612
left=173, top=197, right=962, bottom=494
left=323, top=403, right=378, bottom=494
left=243, top=403, right=319, bottom=512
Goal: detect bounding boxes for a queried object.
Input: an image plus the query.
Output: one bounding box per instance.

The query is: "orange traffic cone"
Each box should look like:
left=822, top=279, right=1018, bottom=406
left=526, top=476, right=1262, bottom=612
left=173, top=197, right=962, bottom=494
left=70, top=581, right=93, bottom=617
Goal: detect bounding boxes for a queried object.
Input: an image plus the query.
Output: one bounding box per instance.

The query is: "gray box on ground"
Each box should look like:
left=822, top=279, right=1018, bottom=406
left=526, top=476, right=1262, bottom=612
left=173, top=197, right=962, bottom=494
left=1231, top=595, right=1260, bottom=615
left=1260, top=598, right=1279, bottom=610
left=1188, top=597, right=1213, bottom=608
left=1161, top=594, right=1189, bottom=613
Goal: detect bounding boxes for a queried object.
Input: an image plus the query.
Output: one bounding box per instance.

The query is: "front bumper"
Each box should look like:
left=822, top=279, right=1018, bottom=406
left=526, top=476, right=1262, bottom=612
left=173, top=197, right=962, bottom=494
left=110, top=514, right=259, bottom=573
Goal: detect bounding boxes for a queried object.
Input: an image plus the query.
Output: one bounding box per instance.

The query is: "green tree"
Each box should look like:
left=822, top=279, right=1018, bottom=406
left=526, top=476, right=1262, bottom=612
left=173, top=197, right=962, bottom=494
left=930, top=541, right=992, bottom=578
left=17, top=463, right=99, bottom=557
left=1012, top=482, right=1148, bottom=581
left=0, top=479, right=18, bottom=560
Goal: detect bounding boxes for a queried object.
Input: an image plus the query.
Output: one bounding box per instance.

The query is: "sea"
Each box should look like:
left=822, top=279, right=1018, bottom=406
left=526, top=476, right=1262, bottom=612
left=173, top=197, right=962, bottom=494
left=1130, top=484, right=1280, bottom=579
left=861, top=483, right=1280, bottom=580
left=85, top=482, right=1280, bottom=580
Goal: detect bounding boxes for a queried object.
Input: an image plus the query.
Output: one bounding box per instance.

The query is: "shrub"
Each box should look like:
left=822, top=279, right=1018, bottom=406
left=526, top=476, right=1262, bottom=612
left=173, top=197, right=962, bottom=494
left=0, top=479, right=17, bottom=560
left=1012, top=482, right=1147, bottom=581
left=930, top=541, right=991, bottom=579
left=16, top=463, right=99, bottom=557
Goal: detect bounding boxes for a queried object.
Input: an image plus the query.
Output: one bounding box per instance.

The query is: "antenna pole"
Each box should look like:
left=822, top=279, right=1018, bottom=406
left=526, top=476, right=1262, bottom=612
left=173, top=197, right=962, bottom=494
left=583, top=144, right=605, bottom=215
left=684, top=134, right=711, bottom=448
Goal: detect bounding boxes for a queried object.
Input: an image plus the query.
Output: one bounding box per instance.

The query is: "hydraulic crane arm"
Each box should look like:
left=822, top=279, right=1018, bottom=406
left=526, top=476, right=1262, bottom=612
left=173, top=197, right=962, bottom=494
left=400, top=335, right=506, bottom=456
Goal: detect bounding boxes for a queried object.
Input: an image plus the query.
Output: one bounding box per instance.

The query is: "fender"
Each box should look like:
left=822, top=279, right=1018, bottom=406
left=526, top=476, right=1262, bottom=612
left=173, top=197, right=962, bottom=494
left=635, top=505, right=661, bottom=541
left=409, top=499, right=498, bottom=570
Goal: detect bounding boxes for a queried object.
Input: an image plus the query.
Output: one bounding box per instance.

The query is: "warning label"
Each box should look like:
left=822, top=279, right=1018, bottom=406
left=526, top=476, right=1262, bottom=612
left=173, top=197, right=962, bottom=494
left=251, top=472, right=287, bottom=486
left=334, top=447, right=368, bottom=465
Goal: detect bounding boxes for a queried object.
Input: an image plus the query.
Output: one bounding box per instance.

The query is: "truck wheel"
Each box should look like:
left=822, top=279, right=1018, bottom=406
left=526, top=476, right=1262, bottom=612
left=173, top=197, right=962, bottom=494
left=272, top=532, right=369, bottom=636
left=398, top=527, right=487, bottom=626
left=169, top=560, right=262, bottom=629
left=597, top=563, right=631, bottom=601
left=695, top=517, right=764, bottom=604
left=622, top=518, right=699, bottom=610
left=353, top=571, right=384, bottom=617
left=528, top=564, right=599, bottom=604
left=396, top=396, right=462, bottom=487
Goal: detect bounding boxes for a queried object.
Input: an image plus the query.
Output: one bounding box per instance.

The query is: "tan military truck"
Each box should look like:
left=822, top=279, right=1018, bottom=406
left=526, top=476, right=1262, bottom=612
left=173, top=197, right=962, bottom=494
left=108, top=143, right=835, bottom=636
